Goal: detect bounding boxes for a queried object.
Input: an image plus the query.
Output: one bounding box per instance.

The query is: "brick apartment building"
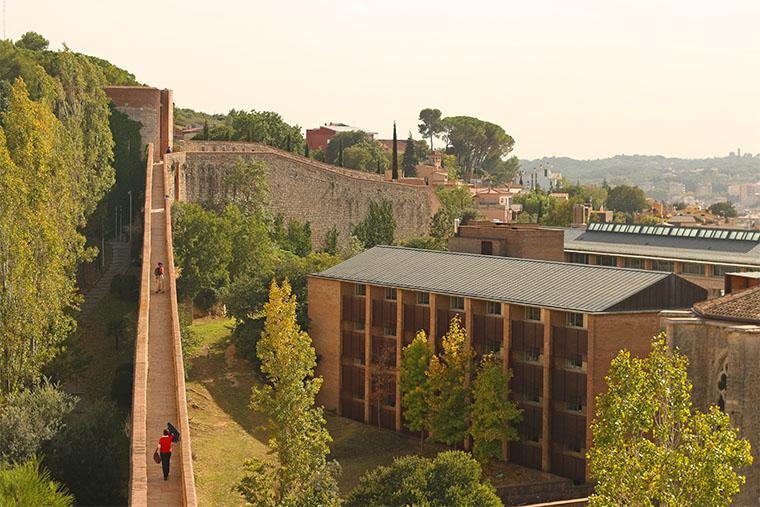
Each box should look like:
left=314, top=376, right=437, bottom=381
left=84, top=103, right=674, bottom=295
left=307, top=246, right=706, bottom=484
left=449, top=222, right=565, bottom=261
left=305, top=122, right=377, bottom=151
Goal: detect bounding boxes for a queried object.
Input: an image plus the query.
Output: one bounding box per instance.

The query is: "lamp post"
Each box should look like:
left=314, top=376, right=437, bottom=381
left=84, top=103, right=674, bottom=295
left=128, top=191, right=132, bottom=245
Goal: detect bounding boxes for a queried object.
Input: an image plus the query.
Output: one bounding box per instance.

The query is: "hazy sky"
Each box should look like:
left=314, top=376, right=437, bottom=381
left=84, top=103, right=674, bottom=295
left=8, top=0, right=760, bottom=159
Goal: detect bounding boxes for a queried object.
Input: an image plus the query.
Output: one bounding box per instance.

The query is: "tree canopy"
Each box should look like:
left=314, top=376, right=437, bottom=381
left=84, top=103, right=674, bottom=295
left=605, top=184, right=648, bottom=214
left=442, top=115, right=516, bottom=181
left=708, top=201, right=738, bottom=218
left=418, top=108, right=443, bottom=150
left=352, top=199, right=396, bottom=248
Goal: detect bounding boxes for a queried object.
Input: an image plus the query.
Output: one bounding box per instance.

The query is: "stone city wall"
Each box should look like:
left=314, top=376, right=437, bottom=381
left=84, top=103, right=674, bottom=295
left=166, top=143, right=440, bottom=248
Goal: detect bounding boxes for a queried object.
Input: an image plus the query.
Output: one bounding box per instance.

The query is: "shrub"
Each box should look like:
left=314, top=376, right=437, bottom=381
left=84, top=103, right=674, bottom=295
left=110, top=363, right=133, bottom=412
left=0, top=457, right=73, bottom=507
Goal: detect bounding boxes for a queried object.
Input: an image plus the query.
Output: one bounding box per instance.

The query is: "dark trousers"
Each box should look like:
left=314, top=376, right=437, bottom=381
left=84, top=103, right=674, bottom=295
left=160, top=452, right=171, bottom=479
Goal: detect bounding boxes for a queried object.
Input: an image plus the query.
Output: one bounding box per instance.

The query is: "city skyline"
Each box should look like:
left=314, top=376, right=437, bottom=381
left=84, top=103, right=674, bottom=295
left=8, top=0, right=760, bottom=159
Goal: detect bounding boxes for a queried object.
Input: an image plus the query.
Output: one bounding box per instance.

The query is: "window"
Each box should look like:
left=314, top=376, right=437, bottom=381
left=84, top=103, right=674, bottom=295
left=355, top=284, right=366, bottom=296
left=566, top=355, right=583, bottom=369
left=384, top=324, right=397, bottom=337
left=713, top=265, right=742, bottom=278
left=624, top=257, right=645, bottom=269
left=682, top=263, right=705, bottom=276
left=568, top=253, right=588, bottom=264
left=566, top=312, right=584, bottom=328
left=525, top=347, right=541, bottom=363
left=416, top=291, right=430, bottom=305
left=353, top=320, right=365, bottom=331
left=526, top=387, right=541, bottom=403
left=567, top=397, right=583, bottom=412
left=487, top=301, right=502, bottom=315
left=525, top=306, right=541, bottom=321
left=481, top=241, right=493, bottom=255
left=385, top=287, right=397, bottom=300
left=450, top=297, right=465, bottom=311
left=596, top=255, right=616, bottom=266
left=651, top=260, right=674, bottom=272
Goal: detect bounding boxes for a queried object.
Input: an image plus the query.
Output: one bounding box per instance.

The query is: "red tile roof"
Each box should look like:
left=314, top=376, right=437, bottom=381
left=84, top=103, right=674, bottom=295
left=693, top=285, right=760, bottom=324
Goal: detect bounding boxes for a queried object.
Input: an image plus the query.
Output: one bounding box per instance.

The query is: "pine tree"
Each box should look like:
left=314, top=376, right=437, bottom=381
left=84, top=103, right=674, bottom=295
left=391, top=122, right=399, bottom=180
left=235, top=281, right=340, bottom=506
left=400, top=331, right=433, bottom=450
left=470, top=355, right=521, bottom=464
left=426, top=315, right=472, bottom=446
left=402, top=133, right=418, bottom=177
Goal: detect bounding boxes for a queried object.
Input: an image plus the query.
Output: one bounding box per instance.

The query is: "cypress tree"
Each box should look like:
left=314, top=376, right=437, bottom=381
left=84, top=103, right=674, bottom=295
left=338, top=139, right=344, bottom=167
left=304, top=143, right=310, bottom=158
left=286, top=135, right=292, bottom=152
left=402, top=133, right=417, bottom=177
left=391, top=122, right=399, bottom=180
left=202, top=119, right=209, bottom=140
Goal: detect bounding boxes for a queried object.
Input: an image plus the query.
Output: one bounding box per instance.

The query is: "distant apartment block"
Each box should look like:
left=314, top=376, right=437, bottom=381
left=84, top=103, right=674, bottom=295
left=308, top=247, right=706, bottom=484
left=305, top=122, right=378, bottom=151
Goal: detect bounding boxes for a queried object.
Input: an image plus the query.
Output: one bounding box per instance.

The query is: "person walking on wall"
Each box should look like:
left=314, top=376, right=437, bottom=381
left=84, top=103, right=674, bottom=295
left=155, top=262, right=165, bottom=293
left=157, top=429, right=173, bottom=480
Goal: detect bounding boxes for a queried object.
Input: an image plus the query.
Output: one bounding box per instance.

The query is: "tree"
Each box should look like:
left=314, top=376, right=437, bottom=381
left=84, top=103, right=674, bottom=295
left=220, top=157, right=269, bottom=216
left=235, top=281, right=340, bottom=506
left=0, top=458, right=73, bottom=507
left=322, top=226, right=339, bottom=256
left=441, top=116, right=515, bottom=181
left=399, top=236, right=446, bottom=250
left=430, top=185, right=477, bottom=247
left=345, top=451, right=501, bottom=507
left=44, top=400, right=130, bottom=506
left=282, top=218, right=312, bottom=257
left=352, top=199, right=396, bottom=248
left=208, top=109, right=304, bottom=152
left=606, top=184, right=648, bottom=214
left=337, top=138, right=344, bottom=167
left=426, top=316, right=472, bottom=446
left=708, top=201, right=737, bottom=218
left=636, top=214, right=662, bottom=225
left=15, top=32, right=49, bottom=51
left=418, top=108, right=443, bottom=150
left=325, top=130, right=372, bottom=165
left=400, top=331, right=433, bottom=449
left=391, top=122, right=399, bottom=180
left=0, top=380, right=77, bottom=464
left=342, top=141, right=388, bottom=173
left=370, top=338, right=396, bottom=428
left=402, top=133, right=418, bottom=177
left=588, top=335, right=752, bottom=506
left=470, top=355, right=521, bottom=465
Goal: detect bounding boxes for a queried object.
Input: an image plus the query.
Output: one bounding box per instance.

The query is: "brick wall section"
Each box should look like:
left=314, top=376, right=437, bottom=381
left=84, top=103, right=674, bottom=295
left=165, top=145, right=440, bottom=248
left=308, top=277, right=342, bottom=410
left=105, top=87, right=162, bottom=160
left=162, top=162, right=198, bottom=506
left=449, top=224, right=565, bottom=261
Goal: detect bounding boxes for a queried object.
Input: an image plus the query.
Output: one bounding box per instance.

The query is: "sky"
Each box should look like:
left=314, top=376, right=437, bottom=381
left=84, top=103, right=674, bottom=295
left=8, top=0, right=760, bottom=159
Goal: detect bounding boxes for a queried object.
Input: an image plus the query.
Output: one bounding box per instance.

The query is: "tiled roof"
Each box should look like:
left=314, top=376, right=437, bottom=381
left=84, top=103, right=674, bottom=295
left=563, top=228, right=760, bottom=266
left=693, top=286, right=760, bottom=324
left=312, top=246, right=703, bottom=313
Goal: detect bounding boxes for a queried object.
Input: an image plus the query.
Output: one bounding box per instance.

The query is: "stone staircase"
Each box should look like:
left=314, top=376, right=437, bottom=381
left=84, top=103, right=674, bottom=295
left=79, top=241, right=131, bottom=315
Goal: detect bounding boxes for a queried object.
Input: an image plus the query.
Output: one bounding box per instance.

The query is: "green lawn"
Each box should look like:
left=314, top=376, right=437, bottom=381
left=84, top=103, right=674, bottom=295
left=186, top=316, right=555, bottom=506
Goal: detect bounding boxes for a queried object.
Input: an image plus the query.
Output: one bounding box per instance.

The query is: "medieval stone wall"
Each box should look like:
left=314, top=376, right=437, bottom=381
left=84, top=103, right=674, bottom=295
left=104, top=86, right=162, bottom=159
left=165, top=144, right=440, bottom=248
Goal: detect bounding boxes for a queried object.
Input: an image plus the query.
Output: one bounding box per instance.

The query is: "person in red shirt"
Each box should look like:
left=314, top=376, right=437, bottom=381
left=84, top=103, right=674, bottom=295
left=157, top=429, right=173, bottom=480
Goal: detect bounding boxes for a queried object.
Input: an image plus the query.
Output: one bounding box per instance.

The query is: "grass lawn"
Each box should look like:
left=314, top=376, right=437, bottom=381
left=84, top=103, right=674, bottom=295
left=186, top=316, right=557, bottom=505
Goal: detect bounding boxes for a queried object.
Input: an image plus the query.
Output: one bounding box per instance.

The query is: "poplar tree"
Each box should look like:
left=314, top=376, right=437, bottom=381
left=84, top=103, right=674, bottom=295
left=470, top=355, right=521, bottom=464
left=235, top=281, right=340, bottom=506
left=426, top=315, right=472, bottom=446
left=400, top=330, right=433, bottom=449
left=588, top=334, right=752, bottom=506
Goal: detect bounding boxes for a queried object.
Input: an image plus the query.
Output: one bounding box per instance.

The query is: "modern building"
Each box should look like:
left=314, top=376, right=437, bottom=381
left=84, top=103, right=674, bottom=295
left=449, top=222, right=565, bottom=261
left=305, top=122, right=377, bottom=151
left=662, top=285, right=760, bottom=505
left=565, top=223, right=760, bottom=296
left=308, top=246, right=707, bottom=484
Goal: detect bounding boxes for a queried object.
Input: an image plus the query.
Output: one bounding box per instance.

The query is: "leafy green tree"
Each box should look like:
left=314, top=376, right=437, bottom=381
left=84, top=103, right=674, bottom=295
left=470, top=355, right=521, bottom=465
left=430, top=185, right=477, bottom=247
left=322, top=226, right=339, bottom=256
left=209, top=109, right=305, bottom=152
left=402, top=132, right=418, bottom=177
left=352, top=199, right=396, bottom=248
left=342, top=141, right=388, bottom=172
left=606, top=184, right=648, bottom=214
left=427, top=316, right=472, bottom=446
left=172, top=202, right=232, bottom=304
left=0, top=381, right=77, bottom=464
left=441, top=115, right=515, bottom=181
left=222, top=204, right=276, bottom=282
left=400, top=331, right=433, bottom=449
left=235, top=281, right=340, bottom=506
left=44, top=400, right=129, bottom=506
left=282, top=219, right=312, bottom=257
left=636, top=214, right=662, bottom=225
left=219, top=157, right=269, bottom=216
left=0, top=457, right=73, bottom=507
left=325, top=130, right=372, bottom=165
left=588, top=335, right=752, bottom=506
left=418, top=108, right=443, bottom=150
left=15, top=32, right=49, bottom=51
left=708, top=201, right=738, bottom=218
left=399, top=236, right=446, bottom=250
left=345, top=451, right=501, bottom=507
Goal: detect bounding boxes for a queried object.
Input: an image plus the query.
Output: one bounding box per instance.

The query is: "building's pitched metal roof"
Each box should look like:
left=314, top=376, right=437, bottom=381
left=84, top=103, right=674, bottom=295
left=312, top=246, right=690, bottom=313
left=693, top=285, right=760, bottom=324
left=563, top=228, right=760, bottom=266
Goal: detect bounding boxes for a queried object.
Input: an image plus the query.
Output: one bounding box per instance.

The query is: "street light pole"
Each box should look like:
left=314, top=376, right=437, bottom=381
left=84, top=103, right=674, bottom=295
left=128, top=191, right=133, bottom=245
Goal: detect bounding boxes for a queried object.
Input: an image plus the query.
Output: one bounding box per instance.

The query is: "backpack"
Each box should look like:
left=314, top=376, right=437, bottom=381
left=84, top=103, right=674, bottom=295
left=155, top=266, right=164, bottom=277
left=167, top=422, right=180, bottom=442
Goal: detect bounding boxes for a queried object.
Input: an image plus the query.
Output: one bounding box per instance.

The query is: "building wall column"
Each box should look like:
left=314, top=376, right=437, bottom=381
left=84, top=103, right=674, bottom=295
left=502, top=302, right=512, bottom=460
left=585, top=313, right=596, bottom=479
left=541, top=308, right=552, bottom=472
left=674, top=261, right=683, bottom=274
left=644, top=259, right=653, bottom=270
left=429, top=293, right=438, bottom=350
left=364, top=286, right=373, bottom=423
left=464, top=297, right=473, bottom=452
left=396, top=289, right=404, bottom=431
left=616, top=256, right=625, bottom=268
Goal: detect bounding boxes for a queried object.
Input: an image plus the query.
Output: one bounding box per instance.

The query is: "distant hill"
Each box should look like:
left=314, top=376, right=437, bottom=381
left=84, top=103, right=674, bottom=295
left=520, top=154, right=760, bottom=201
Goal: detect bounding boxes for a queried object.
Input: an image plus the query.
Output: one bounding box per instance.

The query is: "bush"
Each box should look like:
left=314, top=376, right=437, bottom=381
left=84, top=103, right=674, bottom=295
left=109, top=273, right=123, bottom=294
left=109, top=272, right=139, bottom=301
left=232, top=318, right=264, bottom=376
left=345, top=451, right=501, bottom=507
left=110, top=363, right=133, bottom=412
left=0, top=380, right=77, bottom=464
left=44, top=400, right=129, bottom=506
left=0, top=457, right=73, bottom=507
